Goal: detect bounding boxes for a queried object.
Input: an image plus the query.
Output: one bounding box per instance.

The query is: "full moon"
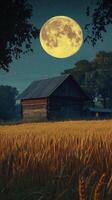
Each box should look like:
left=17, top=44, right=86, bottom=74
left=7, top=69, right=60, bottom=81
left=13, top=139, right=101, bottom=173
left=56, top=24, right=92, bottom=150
left=40, top=16, right=83, bottom=58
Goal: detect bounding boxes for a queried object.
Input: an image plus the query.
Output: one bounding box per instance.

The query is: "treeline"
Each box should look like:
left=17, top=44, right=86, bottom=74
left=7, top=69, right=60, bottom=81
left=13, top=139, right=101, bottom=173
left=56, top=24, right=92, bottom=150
left=62, top=51, right=112, bottom=108
left=0, top=51, right=112, bottom=121
left=0, top=86, right=19, bottom=122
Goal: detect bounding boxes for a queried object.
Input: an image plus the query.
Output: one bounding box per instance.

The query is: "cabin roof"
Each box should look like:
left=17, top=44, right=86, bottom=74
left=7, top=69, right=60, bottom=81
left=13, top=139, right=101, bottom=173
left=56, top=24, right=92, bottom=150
left=88, top=107, right=112, bottom=113
left=18, top=74, right=89, bottom=100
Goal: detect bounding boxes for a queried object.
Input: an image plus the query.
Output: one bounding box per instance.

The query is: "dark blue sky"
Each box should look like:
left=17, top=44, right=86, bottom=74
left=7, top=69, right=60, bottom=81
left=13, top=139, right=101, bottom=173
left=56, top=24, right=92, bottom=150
left=0, top=0, right=112, bottom=93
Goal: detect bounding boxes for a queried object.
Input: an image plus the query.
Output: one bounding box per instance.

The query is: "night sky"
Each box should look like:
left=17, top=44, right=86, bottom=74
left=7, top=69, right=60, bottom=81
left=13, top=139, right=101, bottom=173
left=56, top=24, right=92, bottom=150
left=0, top=0, right=112, bottom=93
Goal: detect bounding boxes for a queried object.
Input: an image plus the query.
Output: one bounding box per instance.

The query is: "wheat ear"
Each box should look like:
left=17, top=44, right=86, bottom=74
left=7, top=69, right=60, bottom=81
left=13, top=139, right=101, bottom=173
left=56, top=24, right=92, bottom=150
left=93, top=173, right=106, bottom=200
left=79, top=177, right=86, bottom=200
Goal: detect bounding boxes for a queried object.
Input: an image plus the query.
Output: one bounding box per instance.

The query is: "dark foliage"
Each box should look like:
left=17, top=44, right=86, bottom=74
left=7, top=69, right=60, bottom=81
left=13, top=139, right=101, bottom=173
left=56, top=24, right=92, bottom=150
left=0, top=0, right=39, bottom=72
left=85, top=0, right=112, bottom=45
left=0, top=85, right=18, bottom=121
left=62, top=51, right=112, bottom=108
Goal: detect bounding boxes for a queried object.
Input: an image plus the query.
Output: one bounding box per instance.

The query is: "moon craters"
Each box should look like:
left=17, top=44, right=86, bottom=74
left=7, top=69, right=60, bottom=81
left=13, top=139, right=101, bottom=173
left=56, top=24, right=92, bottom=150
left=40, top=16, right=83, bottom=58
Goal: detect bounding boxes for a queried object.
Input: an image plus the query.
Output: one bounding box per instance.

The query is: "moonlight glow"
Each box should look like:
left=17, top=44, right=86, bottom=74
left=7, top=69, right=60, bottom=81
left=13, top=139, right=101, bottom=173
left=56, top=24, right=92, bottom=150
left=40, top=16, right=83, bottom=58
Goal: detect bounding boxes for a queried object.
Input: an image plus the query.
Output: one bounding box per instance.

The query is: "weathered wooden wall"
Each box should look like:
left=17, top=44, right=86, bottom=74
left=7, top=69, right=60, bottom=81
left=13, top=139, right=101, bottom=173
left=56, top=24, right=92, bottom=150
left=21, top=98, right=48, bottom=121
left=52, top=76, right=86, bottom=99
left=48, top=77, right=85, bottom=120
left=48, top=97, right=83, bottom=120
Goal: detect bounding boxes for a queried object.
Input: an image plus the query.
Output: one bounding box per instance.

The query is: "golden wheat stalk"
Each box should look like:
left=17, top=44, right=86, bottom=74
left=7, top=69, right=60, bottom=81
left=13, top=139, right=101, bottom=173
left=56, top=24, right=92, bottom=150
left=93, top=173, right=106, bottom=200
left=79, top=177, right=86, bottom=200
left=0, top=121, right=112, bottom=199
left=107, top=175, right=112, bottom=193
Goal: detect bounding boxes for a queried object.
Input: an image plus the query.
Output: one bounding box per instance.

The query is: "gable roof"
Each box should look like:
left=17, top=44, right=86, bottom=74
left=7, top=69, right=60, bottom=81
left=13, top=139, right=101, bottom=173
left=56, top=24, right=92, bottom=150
left=18, top=74, right=69, bottom=100
left=18, top=74, right=89, bottom=100
left=88, top=107, right=112, bottom=113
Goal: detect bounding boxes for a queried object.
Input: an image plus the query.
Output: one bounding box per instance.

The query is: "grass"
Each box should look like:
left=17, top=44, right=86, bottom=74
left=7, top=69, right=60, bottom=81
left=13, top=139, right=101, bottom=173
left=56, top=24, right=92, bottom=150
left=0, top=120, right=112, bottom=199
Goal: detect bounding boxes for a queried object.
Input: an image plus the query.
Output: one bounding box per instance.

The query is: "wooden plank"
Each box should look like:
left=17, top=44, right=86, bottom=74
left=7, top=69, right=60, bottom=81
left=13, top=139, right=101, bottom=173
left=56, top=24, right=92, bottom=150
left=23, top=108, right=47, bottom=112
left=22, top=102, right=47, bottom=106
left=22, top=98, right=47, bottom=105
left=23, top=107, right=47, bottom=121
left=22, top=105, right=47, bottom=109
left=22, top=98, right=47, bottom=103
left=23, top=114, right=47, bottom=121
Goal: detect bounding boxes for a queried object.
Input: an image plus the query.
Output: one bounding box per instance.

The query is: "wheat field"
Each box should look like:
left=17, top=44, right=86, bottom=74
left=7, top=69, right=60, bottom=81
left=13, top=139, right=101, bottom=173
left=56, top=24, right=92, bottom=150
left=0, top=120, right=112, bottom=200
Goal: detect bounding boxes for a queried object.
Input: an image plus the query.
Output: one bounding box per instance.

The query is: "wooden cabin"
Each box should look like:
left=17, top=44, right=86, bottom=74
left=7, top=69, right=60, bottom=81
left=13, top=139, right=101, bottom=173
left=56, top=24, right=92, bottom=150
left=18, top=74, right=89, bottom=121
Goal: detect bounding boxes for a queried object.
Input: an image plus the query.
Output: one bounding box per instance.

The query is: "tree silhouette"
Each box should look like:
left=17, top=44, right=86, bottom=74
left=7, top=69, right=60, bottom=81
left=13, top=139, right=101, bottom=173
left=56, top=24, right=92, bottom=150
left=0, top=0, right=39, bottom=72
left=85, top=0, right=112, bottom=45
left=62, top=51, right=112, bottom=108
left=0, top=85, right=18, bottom=121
